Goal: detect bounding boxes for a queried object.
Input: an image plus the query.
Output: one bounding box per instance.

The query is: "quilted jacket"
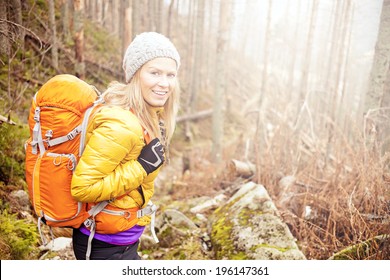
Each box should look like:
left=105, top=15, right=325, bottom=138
left=71, top=105, right=160, bottom=226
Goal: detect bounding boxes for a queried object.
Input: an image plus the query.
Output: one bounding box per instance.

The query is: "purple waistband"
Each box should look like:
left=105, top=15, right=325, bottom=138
left=79, top=225, right=145, bottom=245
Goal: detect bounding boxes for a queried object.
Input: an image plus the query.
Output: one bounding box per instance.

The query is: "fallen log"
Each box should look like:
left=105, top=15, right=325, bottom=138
left=229, top=159, right=256, bottom=178
left=177, top=109, right=212, bottom=123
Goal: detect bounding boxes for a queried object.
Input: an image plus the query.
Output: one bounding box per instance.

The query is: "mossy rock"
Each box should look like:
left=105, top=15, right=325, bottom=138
left=140, top=208, right=212, bottom=260
left=209, top=182, right=306, bottom=260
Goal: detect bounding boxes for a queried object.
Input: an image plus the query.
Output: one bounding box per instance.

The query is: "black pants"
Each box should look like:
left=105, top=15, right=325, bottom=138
left=72, top=228, right=141, bottom=260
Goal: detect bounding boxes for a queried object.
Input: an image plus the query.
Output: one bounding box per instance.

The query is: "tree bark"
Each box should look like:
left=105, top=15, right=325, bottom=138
left=61, top=0, right=71, bottom=42
left=365, top=0, right=390, bottom=111
left=365, top=0, right=390, bottom=154
left=132, top=0, right=140, bottom=36
left=48, top=0, right=58, bottom=69
left=167, top=0, right=175, bottom=37
left=123, top=3, right=132, bottom=58
left=0, top=0, right=9, bottom=56
left=73, top=0, right=85, bottom=79
left=212, top=0, right=232, bottom=163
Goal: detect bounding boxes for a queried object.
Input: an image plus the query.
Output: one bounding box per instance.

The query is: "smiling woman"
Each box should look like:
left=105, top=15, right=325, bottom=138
left=70, top=32, right=181, bottom=260
left=139, top=57, right=178, bottom=108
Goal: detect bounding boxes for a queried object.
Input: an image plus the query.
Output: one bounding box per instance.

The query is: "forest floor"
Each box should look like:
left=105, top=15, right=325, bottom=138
left=38, top=147, right=390, bottom=260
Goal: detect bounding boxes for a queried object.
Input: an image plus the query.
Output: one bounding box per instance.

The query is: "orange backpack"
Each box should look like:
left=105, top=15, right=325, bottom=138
left=24, top=74, right=103, bottom=232
left=25, top=74, right=159, bottom=259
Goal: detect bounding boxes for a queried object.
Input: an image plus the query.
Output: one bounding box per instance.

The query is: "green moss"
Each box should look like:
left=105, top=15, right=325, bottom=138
left=238, top=206, right=264, bottom=227
left=211, top=192, right=258, bottom=260
left=0, top=124, right=30, bottom=185
left=250, top=243, right=293, bottom=253
left=211, top=216, right=233, bottom=259
left=40, top=250, right=58, bottom=260
left=160, top=236, right=208, bottom=260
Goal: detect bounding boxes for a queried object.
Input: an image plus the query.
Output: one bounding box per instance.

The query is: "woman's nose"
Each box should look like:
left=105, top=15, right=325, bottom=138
left=157, top=76, right=170, bottom=87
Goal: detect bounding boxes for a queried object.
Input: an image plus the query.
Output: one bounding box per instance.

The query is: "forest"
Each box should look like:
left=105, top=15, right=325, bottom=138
left=0, top=0, right=389, bottom=260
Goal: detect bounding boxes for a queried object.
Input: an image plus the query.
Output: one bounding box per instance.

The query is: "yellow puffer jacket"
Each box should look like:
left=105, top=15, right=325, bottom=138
left=71, top=105, right=160, bottom=232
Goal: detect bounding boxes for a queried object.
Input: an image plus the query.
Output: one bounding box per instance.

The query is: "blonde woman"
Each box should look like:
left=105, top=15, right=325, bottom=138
left=71, top=32, right=180, bottom=260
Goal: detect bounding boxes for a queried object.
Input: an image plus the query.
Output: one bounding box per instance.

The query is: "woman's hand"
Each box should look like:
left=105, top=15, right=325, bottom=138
left=137, top=138, right=165, bottom=174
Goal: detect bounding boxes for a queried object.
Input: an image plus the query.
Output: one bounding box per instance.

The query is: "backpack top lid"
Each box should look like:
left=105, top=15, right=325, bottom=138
left=35, top=74, right=98, bottom=116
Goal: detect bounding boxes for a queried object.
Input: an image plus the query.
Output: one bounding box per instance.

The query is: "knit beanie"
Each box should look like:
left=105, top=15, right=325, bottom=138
left=122, top=32, right=181, bottom=83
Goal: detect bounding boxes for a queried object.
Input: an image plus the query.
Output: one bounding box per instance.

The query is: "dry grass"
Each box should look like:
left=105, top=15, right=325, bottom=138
left=245, top=118, right=389, bottom=259
left=168, top=105, right=390, bottom=259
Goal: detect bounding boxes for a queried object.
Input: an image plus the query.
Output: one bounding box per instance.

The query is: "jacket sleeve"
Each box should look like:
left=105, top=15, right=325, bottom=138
left=71, top=107, right=147, bottom=203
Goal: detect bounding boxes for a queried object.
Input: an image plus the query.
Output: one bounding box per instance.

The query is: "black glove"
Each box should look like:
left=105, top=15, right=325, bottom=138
left=137, top=138, right=165, bottom=174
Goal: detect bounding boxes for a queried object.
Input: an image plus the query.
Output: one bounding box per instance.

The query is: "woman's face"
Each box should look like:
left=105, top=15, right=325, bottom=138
left=139, top=57, right=177, bottom=108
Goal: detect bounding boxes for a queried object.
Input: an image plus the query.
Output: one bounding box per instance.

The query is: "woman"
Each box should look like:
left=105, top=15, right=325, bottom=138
left=71, top=32, right=181, bottom=260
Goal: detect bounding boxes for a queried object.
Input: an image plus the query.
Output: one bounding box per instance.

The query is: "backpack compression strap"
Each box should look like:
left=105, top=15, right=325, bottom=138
left=31, top=106, right=46, bottom=156
left=83, top=200, right=159, bottom=260
left=45, top=98, right=103, bottom=149
left=83, top=200, right=110, bottom=260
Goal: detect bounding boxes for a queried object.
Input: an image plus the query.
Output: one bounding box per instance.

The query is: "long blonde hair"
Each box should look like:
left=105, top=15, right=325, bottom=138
left=101, top=70, right=180, bottom=148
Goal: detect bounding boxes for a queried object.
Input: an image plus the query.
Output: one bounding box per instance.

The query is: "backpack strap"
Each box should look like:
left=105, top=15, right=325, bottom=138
left=137, top=201, right=159, bottom=243
left=79, top=98, right=104, bottom=156
left=83, top=200, right=110, bottom=260
left=45, top=98, right=104, bottom=151
left=47, top=125, right=82, bottom=147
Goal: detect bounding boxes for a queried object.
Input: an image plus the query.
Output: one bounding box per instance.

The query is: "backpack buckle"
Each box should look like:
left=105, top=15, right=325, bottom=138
left=84, top=218, right=95, bottom=228
left=137, top=203, right=157, bottom=218
left=34, top=107, right=40, bottom=122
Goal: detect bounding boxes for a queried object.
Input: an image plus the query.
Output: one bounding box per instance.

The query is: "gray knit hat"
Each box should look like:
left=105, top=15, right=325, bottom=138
left=123, top=32, right=181, bottom=83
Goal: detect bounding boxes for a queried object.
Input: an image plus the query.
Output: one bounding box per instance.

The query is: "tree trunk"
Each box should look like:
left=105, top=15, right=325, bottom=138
left=132, top=0, right=140, bottom=37
left=155, top=0, right=163, bottom=34
left=189, top=0, right=205, bottom=112
left=294, top=0, right=318, bottom=130
left=287, top=0, right=301, bottom=104
left=48, top=0, right=58, bottom=69
left=365, top=0, right=390, bottom=154
left=10, top=0, right=24, bottom=50
left=0, top=0, right=9, bottom=56
left=365, top=0, right=390, bottom=111
left=123, top=2, right=132, bottom=59
left=120, top=0, right=130, bottom=60
left=324, top=0, right=344, bottom=165
left=212, top=0, right=232, bottom=163
left=254, top=0, right=273, bottom=180
left=73, top=0, right=85, bottom=79
left=61, top=0, right=71, bottom=42
left=167, top=0, right=175, bottom=37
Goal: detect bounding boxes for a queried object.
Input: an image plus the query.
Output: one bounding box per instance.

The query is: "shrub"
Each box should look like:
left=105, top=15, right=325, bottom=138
left=0, top=209, right=39, bottom=260
left=0, top=123, right=29, bottom=185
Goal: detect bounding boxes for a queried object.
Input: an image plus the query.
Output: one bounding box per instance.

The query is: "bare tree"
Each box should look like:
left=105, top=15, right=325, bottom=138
left=123, top=1, right=132, bottom=59
left=212, top=0, right=232, bottom=163
left=365, top=0, right=390, bottom=154
left=120, top=0, right=130, bottom=59
left=132, top=0, right=140, bottom=37
left=365, top=0, right=390, bottom=111
left=189, top=0, right=205, bottom=112
left=61, top=0, right=71, bottom=42
left=0, top=0, right=9, bottom=56
left=10, top=0, right=24, bottom=50
left=294, top=0, right=319, bottom=130
left=48, top=0, right=58, bottom=69
left=167, top=0, right=176, bottom=37
left=73, top=0, right=85, bottom=79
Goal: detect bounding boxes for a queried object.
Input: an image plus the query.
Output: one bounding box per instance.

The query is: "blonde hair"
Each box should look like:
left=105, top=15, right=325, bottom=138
left=101, top=70, right=180, bottom=148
